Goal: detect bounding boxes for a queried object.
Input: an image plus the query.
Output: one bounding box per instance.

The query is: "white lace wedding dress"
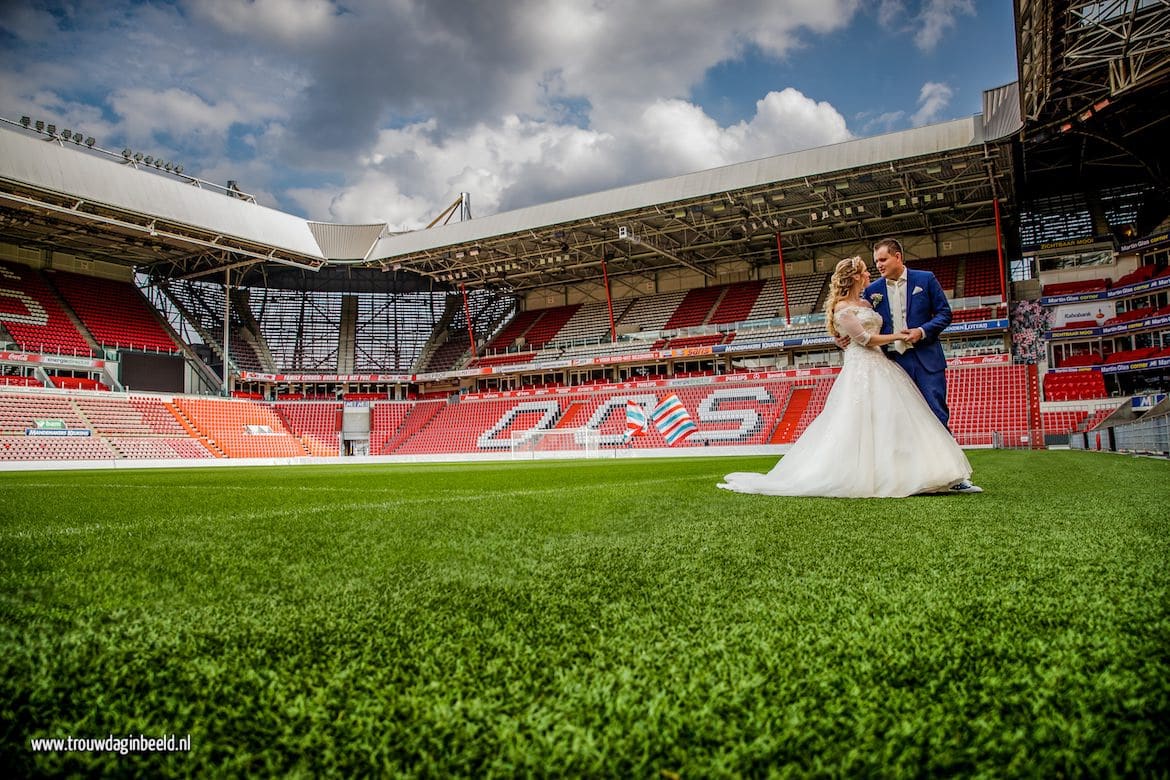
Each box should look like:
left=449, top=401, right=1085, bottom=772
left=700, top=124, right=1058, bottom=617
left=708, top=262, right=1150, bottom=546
left=718, top=306, right=972, bottom=498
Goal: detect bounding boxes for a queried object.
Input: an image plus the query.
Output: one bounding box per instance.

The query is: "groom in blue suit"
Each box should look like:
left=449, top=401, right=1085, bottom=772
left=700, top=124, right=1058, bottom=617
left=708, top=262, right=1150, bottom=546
left=862, top=237, right=982, bottom=493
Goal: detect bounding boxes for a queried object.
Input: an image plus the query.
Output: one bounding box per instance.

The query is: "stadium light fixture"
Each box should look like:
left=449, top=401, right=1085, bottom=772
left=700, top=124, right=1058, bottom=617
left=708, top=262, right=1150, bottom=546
left=60, top=129, right=71, bottom=140
left=46, top=124, right=56, bottom=135
left=20, top=116, right=30, bottom=128
left=34, top=120, right=44, bottom=132
left=85, top=137, right=95, bottom=147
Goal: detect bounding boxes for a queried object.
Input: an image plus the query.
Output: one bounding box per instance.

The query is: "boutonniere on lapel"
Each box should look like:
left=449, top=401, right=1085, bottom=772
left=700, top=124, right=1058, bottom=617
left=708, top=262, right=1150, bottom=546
left=869, top=293, right=883, bottom=307
left=912, top=286, right=924, bottom=295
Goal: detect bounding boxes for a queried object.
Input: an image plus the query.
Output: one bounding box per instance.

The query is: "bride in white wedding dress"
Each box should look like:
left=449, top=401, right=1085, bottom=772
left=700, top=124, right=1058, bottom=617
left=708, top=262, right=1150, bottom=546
left=719, top=256, right=972, bottom=498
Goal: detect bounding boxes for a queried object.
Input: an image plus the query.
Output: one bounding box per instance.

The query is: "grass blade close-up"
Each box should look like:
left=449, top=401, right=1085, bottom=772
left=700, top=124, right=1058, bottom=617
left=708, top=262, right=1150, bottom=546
left=1, top=450, right=1168, bottom=777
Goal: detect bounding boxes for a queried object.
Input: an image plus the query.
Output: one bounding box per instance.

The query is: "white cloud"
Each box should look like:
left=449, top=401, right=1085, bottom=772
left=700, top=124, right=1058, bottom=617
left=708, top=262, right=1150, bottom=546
left=856, top=110, right=906, bottom=136
left=911, top=81, right=954, bottom=126
left=1, top=0, right=869, bottom=225
left=913, top=0, right=974, bottom=52
left=288, top=86, right=851, bottom=230
left=191, top=0, right=342, bottom=45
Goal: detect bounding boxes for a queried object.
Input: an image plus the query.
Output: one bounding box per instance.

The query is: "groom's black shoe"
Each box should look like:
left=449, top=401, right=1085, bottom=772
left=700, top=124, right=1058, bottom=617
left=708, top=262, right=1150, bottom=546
left=950, top=480, right=983, bottom=494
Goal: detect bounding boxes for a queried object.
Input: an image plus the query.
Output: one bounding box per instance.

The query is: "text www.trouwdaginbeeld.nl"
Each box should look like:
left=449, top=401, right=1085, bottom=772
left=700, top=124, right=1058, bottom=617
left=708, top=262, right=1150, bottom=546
left=30, top=733, right=191, bottom=755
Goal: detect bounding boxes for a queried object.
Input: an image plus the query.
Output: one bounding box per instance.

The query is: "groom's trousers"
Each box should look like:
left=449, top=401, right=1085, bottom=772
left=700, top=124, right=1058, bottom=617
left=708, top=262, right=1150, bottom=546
left=891, top=351, right=950, bottom=430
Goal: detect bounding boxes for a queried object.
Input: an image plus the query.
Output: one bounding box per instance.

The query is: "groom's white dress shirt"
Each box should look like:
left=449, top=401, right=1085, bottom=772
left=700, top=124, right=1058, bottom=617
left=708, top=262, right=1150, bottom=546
left=889, top=271, right=910, bottom=353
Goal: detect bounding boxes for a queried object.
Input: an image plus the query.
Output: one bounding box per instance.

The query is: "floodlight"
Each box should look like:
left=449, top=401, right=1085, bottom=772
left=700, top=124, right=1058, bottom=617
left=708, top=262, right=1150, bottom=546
left=122, top=148, right=132, bottom=159
left=143, top=156, right=153, bottom=165
left=85, top=137, right=95, bottom=147
left=34, top=120, right=44, bottom=132
left=20, top=116, right=30, bottom=127
left=60, top=129, right=71, bottom=140
left=46, top=124, right=56, bottom=135
left=174, top=164, right=183, bottom=174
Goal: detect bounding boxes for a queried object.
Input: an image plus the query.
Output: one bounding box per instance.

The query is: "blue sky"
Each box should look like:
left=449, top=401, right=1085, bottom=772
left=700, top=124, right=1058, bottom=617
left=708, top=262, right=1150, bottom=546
left=0, top=1, right=1019, bottom=230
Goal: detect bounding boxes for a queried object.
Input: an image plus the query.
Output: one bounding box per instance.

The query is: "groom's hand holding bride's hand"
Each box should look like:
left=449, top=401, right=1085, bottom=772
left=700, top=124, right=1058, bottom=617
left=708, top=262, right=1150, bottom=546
left=902, top=327, right=924, bottom=344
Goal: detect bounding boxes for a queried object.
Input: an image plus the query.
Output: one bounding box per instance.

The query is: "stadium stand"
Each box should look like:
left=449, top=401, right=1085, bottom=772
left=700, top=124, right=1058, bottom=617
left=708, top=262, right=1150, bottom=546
left=1083, top=406, right=1120, bottom=431
left=50, top=271, right=180, bottom=353
left=0, top=375, right=43, bottom=388
left=1102, top=306, right=1157, bottom=327
left=173, top=397, right=305, bottom=458
left=541, top=300, right=634, bottom=349
left=0, top=391, right=216, bottom=461
left=1043, top=370, right=1108, bottom=401
left=915, top=256, right=959, bottom=293
left=0, top=261, right=93, bottom=356
left=1103, top=346, right=1159, bottom=364
left=274, top=401, right=342, bottom=456
left=614, top=290, right=688, bottom=333
left=959, top=252, right=1002, bottom=297
left=1041, top=278, right=1111, bottom=296
left=1055, top=352, right=1102, bottom=368
left=709, top=281, right=766, bottom=325
left=419, top=334, right=471, bottom=372
left=372, top=399, right=445, bottom=454
left=946, top=364, right=1035, bottom=446
left=1041, top=410, right=1088, bottom=436
left=49, top=376, right=109, bottom=391
left=745, top=276, right=828, bottom=320
left=520, top=304, right=579, bottom=348
left=482, top=308, right=543, bottom=353
left=1112, top=264, right=1158, bottom=288
left=664, top=286, right=724, bottom=329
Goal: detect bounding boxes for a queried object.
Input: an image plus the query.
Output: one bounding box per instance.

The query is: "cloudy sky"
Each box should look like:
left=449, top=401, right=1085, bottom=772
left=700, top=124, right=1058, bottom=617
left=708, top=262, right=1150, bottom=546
left=0, top=1, right=1018, bottom=231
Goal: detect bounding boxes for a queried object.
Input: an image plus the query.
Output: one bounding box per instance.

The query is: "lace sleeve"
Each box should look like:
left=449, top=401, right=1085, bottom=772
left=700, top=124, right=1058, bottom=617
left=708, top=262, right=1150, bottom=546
left=836, top=308, right=872, bottom=346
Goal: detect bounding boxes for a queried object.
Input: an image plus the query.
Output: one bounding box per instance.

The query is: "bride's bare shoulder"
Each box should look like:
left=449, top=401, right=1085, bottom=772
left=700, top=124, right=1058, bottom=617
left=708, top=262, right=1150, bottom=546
left=833, top=300, right=872, bottom=312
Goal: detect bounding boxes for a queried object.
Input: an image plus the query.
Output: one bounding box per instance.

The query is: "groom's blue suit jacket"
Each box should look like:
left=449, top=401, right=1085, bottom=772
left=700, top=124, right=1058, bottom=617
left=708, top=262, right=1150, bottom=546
left=862, top=269, right=952, bottom=374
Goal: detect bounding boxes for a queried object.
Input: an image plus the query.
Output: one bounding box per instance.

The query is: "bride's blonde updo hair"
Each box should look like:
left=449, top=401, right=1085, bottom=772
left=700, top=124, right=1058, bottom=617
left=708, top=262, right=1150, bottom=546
left=824, top=256, right=866, bottom=337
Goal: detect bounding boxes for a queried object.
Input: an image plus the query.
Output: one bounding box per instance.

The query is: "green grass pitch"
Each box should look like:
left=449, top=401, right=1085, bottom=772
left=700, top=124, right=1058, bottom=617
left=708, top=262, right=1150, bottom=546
left=1, top=450, right=1168, bottom=777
